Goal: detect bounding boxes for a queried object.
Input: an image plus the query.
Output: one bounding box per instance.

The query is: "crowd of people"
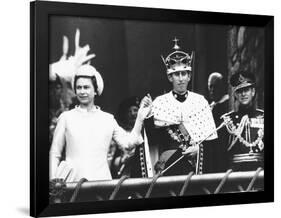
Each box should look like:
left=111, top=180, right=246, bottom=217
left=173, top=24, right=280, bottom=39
left=49, top=30, right=264, bottom=182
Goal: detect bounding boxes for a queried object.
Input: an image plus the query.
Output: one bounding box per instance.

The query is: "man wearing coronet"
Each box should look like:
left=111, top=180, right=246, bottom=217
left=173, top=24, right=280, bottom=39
left=219, top=70, right=264, bottom=171
left=144, top=38, right=218, bottom=176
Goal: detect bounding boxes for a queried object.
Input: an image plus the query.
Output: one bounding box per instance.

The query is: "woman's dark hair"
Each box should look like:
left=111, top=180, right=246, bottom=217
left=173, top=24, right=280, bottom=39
left=73, top=75, right=98, bottom=94
left=116, top=96, right=140, bottom=129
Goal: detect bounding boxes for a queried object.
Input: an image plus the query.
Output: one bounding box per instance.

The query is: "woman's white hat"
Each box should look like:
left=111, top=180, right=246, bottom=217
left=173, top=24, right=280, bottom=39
left=73, top=65, right=104, bottom=95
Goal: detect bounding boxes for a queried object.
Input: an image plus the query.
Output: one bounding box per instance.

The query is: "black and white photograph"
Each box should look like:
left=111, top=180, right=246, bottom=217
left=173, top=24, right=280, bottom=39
left=48, top=16, right=266, bottom=203
left=28, top=0, right=274, bottom=217
left=2, top=0, right=281, bottom=218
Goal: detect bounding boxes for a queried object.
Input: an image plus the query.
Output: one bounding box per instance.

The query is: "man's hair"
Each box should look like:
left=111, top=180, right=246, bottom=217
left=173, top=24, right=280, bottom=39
left=168, top=70, right=192, bottom=77
left=73, top=75, right=98, bottom=94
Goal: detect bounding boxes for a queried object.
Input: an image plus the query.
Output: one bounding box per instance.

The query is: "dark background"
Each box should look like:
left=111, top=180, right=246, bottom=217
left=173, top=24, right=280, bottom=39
left=50, top=16, right=228, bottom=114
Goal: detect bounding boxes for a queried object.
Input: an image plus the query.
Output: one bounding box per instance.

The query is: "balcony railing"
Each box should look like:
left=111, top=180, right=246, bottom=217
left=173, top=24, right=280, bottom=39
left=50, top=168, right=263, bottom=203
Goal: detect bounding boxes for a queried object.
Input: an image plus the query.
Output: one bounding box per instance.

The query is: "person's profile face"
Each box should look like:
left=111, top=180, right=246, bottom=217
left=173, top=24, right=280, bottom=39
left=235, top=86, right=255, bottom=106
left=168, top=71, right=191, bottom=94
left=75, top=77, right=96, bottom=106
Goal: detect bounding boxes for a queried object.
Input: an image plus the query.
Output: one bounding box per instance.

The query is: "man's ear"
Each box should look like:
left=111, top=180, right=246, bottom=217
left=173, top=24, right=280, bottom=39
left=234, top=91, right=238, bottom=100
left=252, top=87, right=256, bottom=97
left=187, top=72, right=191, bottom=81
left=167, top=74, right=173, bottom=82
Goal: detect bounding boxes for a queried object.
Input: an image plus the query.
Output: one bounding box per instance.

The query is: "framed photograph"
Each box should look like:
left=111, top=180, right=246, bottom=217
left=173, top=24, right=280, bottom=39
left=30, top=0, right=274, bottom=217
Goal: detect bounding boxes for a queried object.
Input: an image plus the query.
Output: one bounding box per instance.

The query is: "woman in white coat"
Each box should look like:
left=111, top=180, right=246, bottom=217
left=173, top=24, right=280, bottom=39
left=49, top=65, right=152, bottom=182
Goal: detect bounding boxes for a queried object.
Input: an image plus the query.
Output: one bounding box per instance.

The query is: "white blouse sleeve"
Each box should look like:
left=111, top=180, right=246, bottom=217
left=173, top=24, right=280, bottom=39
left=49, top=112, right=67, bottom=179
left=112, top=118, right=143, bottom=150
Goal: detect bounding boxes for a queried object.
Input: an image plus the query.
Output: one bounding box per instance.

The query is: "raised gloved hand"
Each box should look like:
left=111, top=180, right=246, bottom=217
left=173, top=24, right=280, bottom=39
left=137, top=94, right=153, bottom=121
left=49, top=29, right=96, bottom=82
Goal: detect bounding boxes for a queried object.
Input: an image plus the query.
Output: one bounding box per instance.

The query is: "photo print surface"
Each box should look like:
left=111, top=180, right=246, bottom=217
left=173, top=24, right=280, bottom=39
left=48, top=15, right=265, bottom=203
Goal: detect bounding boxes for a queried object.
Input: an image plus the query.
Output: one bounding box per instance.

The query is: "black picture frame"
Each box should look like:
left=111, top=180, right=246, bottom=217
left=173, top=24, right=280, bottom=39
left=30, top=1, right=274, bottom=217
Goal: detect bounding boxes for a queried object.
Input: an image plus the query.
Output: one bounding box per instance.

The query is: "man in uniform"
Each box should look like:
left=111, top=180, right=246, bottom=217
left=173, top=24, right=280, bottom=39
left=144, top=38, right=218, bottom=176
left=220, top=70, right=264, bottom=171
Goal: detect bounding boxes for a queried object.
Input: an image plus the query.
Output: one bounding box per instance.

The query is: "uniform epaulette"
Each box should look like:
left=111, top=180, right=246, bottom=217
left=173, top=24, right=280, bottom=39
left=220, top=110, right=234, bottom=119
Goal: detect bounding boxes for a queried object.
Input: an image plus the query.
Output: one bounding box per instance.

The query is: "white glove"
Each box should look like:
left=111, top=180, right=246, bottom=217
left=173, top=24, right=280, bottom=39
left=49, top=29, right=96, bottom=82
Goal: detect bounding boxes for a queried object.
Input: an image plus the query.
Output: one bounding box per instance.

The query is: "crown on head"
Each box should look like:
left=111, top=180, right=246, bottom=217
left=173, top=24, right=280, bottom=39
left=161, top=38, right=194, bottom=75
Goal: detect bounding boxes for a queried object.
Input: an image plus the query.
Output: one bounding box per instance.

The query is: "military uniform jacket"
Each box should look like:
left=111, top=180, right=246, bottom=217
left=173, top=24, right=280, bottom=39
left=220, top=107, right=264, bottom=171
